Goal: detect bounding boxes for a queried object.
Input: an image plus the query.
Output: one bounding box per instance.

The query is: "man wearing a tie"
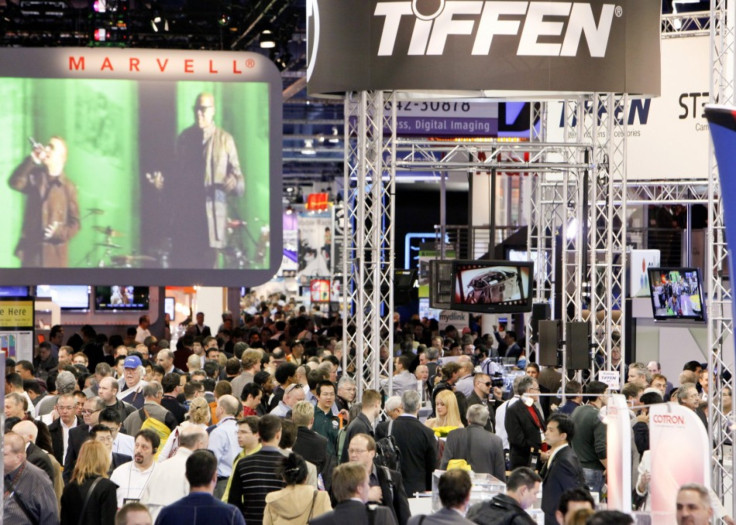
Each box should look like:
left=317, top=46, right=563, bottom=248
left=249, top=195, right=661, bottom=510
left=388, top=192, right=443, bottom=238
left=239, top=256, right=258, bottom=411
left=539, top=414, right=586, bottom=525
left=9, top=136, right=80, bottom=267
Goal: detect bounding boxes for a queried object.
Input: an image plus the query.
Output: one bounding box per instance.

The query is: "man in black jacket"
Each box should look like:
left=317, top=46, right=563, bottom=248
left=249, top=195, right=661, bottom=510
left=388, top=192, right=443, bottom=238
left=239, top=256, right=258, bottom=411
left=12, top=420, right=56, bottom=485
left=467, top=467, right=541, bottom=525
left=310, top=462, right=397, bottom=525
left=505, top=376, right=545, bottom=470
left=292, top=400, right=335, bottom=490
left=390, top=390, right=438, bottom=496
left=347, top=433, right=411, bottom=525
left=539, top=414, right=586, bottom=525
left=340, top=389, right=381, bottom=463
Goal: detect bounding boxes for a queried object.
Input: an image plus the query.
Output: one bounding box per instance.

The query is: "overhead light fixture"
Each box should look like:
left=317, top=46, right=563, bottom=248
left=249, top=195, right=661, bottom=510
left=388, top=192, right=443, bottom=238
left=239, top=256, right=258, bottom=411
left=301, top=139, right=316, bottom=155
left=329, top=126, right=340, bottom=144
left=259, top=29, right=276, bottom=48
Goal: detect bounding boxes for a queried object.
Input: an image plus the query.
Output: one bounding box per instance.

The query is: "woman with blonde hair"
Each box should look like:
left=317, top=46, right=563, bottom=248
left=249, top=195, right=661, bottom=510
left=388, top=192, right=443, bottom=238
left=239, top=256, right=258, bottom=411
left=158, top=396, right=211, bottom=461
left=425, top=389, right=464, bottom=430
left=60, top=440, right=118, bottom=525
left=263, top=452, right=331, bottom=525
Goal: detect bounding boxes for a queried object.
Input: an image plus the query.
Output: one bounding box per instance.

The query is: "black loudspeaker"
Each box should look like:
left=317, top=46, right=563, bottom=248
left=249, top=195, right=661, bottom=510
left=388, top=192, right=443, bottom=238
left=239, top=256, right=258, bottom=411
left=394, top=269, right=418, bottom=306
left=530, top=303, right=551, bottom=342
left=566, top=321, right=591, bottom=370
left=538, top=320, right=561, bottom=366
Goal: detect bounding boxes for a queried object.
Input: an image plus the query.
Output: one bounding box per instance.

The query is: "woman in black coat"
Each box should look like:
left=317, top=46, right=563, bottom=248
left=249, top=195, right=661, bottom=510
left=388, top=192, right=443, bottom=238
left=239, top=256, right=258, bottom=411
left=60, top=439, right=119, bottom=525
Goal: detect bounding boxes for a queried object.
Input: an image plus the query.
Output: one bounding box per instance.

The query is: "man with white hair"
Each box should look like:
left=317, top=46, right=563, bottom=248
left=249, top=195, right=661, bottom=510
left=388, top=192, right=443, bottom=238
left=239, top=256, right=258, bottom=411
left=676, top=483, right=713, bottom=525
left=118, top=355, right=149, bottom=409
left=36, top=370, right=77, bottom=418
left=140, top=423, right=209, bottom=520
left=270, top=383, right=306, bottom=418
left=208, top=394, right=242, bottom=499
left=122, top=381, right=178, bottom=436
left=376, top=395, right=403, bottom=440
left=441, top=404, right=506, bottom=481
left=389, top=389, right=438, bottom=496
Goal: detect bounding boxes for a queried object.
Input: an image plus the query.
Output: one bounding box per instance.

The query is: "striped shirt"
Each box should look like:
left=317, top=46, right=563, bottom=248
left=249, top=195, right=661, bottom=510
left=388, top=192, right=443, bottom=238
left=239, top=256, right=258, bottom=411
left=226, top=446, right=285, bottom=525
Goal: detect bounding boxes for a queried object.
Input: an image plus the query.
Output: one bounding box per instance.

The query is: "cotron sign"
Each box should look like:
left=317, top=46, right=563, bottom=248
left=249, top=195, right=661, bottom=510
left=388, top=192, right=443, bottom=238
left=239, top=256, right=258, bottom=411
left=306, top=0, right=661, bottom=97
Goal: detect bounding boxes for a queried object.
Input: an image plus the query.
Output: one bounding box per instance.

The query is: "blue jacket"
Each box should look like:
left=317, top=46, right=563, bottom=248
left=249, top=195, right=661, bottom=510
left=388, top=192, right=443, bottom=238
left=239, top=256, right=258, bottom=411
left=154, top=492, right=245, bottom=525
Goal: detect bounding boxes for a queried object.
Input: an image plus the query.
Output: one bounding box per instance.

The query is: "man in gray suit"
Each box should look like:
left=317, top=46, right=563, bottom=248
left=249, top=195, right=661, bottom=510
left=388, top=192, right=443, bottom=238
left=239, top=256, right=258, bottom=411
left=408, top=470, right=475, bottom=525
left=440, top=405, right=506, bottom=481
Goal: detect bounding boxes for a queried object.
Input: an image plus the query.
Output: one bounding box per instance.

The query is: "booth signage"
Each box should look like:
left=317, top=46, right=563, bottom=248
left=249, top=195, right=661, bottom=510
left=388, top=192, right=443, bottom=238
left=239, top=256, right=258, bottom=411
left=307, top=0, right=661, bottom=96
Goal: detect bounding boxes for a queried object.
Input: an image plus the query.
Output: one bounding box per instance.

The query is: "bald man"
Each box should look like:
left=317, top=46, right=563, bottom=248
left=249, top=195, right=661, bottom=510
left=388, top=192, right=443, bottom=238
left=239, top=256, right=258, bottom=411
left=149, top=92, right=244, bottom=268
left=13, top=420, right=56, bottom=485
left=9, top=135, right=80, bottom=267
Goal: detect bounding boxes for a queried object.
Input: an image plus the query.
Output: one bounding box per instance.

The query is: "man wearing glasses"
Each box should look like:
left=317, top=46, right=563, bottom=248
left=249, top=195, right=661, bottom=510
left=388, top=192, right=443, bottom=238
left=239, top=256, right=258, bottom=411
left=63, top=396, right=106, bottom=483
left=48, top=392, right=81, bottom=466
left=505, top=376, right=546, bottom=471
left=147, top=92, right=244, bottom=268
left=467, top=373, right=496, bottom=432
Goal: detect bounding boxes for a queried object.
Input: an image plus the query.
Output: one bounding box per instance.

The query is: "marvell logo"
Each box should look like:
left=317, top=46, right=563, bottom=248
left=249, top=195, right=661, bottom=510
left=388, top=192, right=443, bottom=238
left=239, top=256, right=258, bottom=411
left=374, top=0, right=621, bottom=57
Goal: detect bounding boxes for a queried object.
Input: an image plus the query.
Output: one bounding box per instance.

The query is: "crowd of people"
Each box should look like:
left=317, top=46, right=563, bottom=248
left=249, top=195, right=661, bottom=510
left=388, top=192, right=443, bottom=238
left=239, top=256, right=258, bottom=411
left=1, top=296, right=725, bottom=525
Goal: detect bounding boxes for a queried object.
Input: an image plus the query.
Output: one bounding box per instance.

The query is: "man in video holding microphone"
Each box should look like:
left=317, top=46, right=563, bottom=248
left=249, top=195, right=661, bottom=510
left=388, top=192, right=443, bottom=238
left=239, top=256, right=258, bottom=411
left=8, top=136, right=80, bottom=267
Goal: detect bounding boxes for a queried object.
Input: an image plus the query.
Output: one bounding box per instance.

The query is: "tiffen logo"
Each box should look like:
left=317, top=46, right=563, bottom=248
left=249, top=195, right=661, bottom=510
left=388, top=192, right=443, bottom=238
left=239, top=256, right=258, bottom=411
left=374, top=0, right=620, bottom=57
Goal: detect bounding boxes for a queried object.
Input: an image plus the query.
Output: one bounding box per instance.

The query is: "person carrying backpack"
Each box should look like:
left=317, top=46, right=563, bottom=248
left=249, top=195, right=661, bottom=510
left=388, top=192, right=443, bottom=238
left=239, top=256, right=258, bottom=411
left=466, top=467, right=541, bottom=525
left=121, top=382, right=177, bottom=453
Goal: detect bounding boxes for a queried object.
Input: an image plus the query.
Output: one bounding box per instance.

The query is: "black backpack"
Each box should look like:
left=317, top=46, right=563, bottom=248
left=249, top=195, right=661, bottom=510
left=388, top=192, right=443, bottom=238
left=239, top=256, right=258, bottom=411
left=373, top=419, right=401, bottom=472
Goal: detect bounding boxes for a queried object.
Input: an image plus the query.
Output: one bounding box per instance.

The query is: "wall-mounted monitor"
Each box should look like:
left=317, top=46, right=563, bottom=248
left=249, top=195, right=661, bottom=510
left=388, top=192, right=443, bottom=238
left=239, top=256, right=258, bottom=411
left=647, top=267, right=705, bottom=321
left=36, top=285, right=90, bottom=310
left=310, top=279, right=330, bottom=303
left=95, top=285, right=150, bottom=311
left=0, top=286, right=29, bottom=297
left=451, top=260, right=533, bottom=313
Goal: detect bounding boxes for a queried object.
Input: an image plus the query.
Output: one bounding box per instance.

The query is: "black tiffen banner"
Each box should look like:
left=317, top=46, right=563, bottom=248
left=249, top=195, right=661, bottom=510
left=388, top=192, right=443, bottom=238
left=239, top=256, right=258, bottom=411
left=306, top=0, right=661, bottom=97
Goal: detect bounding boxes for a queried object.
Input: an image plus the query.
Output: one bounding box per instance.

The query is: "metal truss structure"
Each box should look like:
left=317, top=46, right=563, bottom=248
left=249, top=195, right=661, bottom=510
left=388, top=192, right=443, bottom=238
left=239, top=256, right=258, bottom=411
left=708, top=0, right=736, bottom=515
left=341, top=91, right=396, bottom=397
left=661, top=11, right=711, bottom=37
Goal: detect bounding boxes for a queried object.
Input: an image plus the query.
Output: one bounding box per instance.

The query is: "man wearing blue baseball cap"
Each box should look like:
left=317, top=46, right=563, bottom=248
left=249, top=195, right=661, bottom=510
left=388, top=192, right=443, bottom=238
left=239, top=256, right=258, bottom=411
left=117, top=355, right=149, bottom=409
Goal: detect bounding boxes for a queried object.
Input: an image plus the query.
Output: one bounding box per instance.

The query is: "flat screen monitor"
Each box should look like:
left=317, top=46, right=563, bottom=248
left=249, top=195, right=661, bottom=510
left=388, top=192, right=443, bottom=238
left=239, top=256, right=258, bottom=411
left=310, top=279, right=330, bottom=303
left=0, top=286, right=29, bottom=297
left=95, top=285, right=150, bottom=311
left=647, top=267, right=705, bottom=321
left=36, top=285, right=90, bottom=310
left=451, top=260, right=533, bottom=313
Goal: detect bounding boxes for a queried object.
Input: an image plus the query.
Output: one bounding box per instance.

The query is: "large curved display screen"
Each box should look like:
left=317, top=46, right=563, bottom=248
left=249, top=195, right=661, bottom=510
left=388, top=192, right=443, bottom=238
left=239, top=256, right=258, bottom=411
left=0, top=48, right=282, bottom=287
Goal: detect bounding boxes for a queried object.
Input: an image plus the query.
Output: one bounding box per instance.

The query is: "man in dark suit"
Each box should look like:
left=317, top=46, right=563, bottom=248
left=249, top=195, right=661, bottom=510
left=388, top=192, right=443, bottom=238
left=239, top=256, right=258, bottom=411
left=310, top=462, right=397, bottom=525
left=408, top=470, right=475, bottom=525
left=389, top=390, right=437, bottom=496
left=12, top=420, right=56, bottom=485
left=48, top=392, right=82, bottom=466
left=440, top=405, right=505, bottom=481
left=540, top=414, right=586, bottom=525
left=63, top=396, right=106, bottom=483
left=292, top=400, right=335, bottom=490
left=505, top=376, right=545, bottom=471
left=340, top=389, right=381, bottom=463
left=156, top=449, right=245, bottom=525
left=346, top=433, right=411, bottom=525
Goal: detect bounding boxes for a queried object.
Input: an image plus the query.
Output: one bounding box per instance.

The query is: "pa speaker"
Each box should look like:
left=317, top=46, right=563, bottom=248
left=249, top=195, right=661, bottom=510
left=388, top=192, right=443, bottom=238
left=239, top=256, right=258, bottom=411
left=538, top=320, right=561, bottom=366
left=566, top=321, right=591, bottom=370
left=531, top=303, right=551, bottom=342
